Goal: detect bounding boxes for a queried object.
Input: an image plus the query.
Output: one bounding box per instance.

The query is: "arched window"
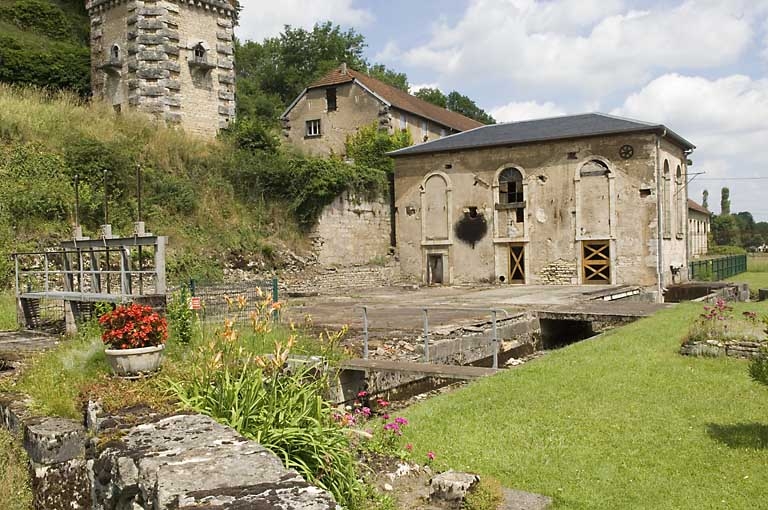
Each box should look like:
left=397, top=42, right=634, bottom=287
left=111, top=44, right=120, bottom=61
left=662, top=160, right=671, bottom=237
left=676, top=165, right=684, bottom=236
left=498, top=168, right=524, bottom=204
left=193, top=44, right=206, bottom=59
left=580, top=159, right=609, bottom=177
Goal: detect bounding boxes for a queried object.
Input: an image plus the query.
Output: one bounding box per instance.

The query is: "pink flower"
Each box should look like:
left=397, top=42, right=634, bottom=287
left=382, top=413, right=390, bottom=420
left=405, top=443, right=413, bottom=451
left=357, top=390, right=368, bottom=398
left=427, top=451, right=435, bottom=461
left=377, top=398, right=390, bottom=407
left=395, top=417, right=408, bottom=426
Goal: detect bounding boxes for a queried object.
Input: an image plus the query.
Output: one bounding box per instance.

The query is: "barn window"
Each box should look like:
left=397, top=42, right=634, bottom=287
left=326, top=87, right=337, bottom=111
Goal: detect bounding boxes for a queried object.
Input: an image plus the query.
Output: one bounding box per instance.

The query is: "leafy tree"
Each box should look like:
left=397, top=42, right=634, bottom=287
left=344, top=122, right=412, bottom=174
left=711, top=214, right=740, bottom=247
left=367, top=64, right=408, bottom=91
left=720, top=187, right=731, bottom=216
left=413, top=87, right=447, bottom=108
left=446, top=91, right=496, bottom=124
left=702, top=189, right=709, bottom=210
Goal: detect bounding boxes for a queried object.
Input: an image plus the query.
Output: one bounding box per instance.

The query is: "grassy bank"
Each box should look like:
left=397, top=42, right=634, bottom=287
left=402, top=302, right=768, bottom=509
left=726, top=255, right=768, bottom=293
left=0, top=428, right=32, bottom=509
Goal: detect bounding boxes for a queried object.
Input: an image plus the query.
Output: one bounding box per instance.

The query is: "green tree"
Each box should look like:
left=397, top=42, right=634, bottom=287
left=344, top=122, right=412, bottom=174
left=447, top=91, right=496, bottom=124
left=720, top=187, right=731, bottom=216
left=413, top=87, right=447, bottom=108
left=702, top=189, right=709, bottom=210
left=366, top=64, right=408, bottom=91
left=711, top=214, right=741, bottom=247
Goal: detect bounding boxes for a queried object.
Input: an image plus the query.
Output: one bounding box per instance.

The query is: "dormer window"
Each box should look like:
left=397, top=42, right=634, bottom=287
left=326, top=87, right=337, bottom=112
left=188, top=43, right=215, bottom=72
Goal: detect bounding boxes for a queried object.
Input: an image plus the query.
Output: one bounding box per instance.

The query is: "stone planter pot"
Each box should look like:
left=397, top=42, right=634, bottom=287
left=104, top=344, right=165, bottom=377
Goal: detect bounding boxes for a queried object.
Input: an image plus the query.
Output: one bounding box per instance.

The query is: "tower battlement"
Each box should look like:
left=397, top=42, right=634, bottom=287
left=87, top=0, right=236, bottom=138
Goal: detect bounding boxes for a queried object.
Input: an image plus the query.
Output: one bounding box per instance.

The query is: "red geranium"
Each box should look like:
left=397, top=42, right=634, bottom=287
left=98, top=303, right=168, bottom=349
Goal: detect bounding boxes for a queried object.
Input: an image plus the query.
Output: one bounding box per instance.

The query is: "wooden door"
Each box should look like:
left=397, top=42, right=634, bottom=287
left=509, top=244, right=525, bottom=284
left=582, top=241, right=610, bottom=284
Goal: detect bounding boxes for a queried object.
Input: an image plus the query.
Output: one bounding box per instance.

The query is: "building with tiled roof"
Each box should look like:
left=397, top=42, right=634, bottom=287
left=688, top=199, right=710, bottom=257
left=280, top=64, right=483, bottom=157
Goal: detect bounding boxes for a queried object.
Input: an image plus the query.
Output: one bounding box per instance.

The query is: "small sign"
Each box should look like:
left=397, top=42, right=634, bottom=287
left=189, top=297, right=202, bottom=310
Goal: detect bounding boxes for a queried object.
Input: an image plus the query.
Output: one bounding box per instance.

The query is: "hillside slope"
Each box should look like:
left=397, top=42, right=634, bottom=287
left=0, top=85, right=305, bottom=285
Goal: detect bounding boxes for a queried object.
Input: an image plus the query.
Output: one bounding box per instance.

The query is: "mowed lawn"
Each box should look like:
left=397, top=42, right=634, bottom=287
left=403, top=302, right=768, bottom=510
left=726, top=255, right=768, bottom=291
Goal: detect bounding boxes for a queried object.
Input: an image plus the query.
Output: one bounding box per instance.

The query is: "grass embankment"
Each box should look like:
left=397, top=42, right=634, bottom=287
left=403, top=302, right=768, bottom=510
left=0, top=428, right=32, bottom=509
left=0, top=291, right=18, bottom=330
left=726, top=255, right=768, bottom=293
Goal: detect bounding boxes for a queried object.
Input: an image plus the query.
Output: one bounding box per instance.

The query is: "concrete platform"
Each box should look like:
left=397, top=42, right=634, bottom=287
left=340, top=359, right=499, bottom=380
left=0, top=330, right=60, bottom=361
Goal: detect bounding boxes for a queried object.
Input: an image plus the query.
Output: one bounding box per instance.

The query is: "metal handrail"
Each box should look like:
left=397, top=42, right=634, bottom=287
left=356, top=305, right=511, bottom=368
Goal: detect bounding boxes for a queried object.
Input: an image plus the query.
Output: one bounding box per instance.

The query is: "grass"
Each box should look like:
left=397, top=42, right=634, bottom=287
left=726, top=255, right=768, bottom=293
left=0, top=291, right=18, bottom=330
left=402, top=302, right=768, bottom=510
left=0, top=428, right=31, bottom=510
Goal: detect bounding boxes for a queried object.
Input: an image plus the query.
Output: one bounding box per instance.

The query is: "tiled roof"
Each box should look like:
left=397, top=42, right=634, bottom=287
left=688, top=199, right=710, bottom=215
left=389, top=113, right=695, bottom=157
left=304, top=66, right=484, bottom=133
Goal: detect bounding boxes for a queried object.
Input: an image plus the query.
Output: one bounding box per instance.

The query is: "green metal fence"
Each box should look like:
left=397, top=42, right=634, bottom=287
left=688, top=254, right=747, bottom=281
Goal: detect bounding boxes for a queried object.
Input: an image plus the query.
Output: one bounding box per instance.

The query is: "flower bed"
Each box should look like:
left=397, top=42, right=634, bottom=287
left=680, top=299, right=766, bottom=358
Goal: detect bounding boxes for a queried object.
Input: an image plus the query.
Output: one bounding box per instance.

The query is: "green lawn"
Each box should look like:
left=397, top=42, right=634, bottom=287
left=402, top=302, right=768, bottom=510
left=0, top=292, right=18, bottom=331
left=0, top=428, right=31, bottom=510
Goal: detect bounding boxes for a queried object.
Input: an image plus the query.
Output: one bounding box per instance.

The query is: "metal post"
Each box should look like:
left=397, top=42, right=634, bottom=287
left=492, top=309, right=499, bottom=369
left=74, top=174, right=80, bottom=229
left=189, top=278, right=196, bottom=296
left=423, top=308, right=430, bottom=362
left=271, top=277, right=279, bottom=322
left=44, top=254, right=49, bottom=293
left=14, top=255, right=20, bottom=297
left=362, top=306, right=369, bottom=360
left=103, top=169, right=109, bottom=225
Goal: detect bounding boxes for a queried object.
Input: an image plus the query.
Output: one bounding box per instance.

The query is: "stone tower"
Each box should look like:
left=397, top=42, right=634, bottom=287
left=86, top=0, right=236, bottom=139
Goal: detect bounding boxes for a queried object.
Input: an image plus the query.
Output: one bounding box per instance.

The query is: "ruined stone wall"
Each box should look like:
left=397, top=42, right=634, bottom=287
left=394, top=132, right=674, bottom=289
left=310, top=191, right=392, bottom=265
left=389, top=109, right=458, bottom=144
left=87, top=0, right=235, bottom=139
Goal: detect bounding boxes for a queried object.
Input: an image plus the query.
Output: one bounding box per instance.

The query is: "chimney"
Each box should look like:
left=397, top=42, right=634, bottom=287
left=340, top=62, right=348, bottom=75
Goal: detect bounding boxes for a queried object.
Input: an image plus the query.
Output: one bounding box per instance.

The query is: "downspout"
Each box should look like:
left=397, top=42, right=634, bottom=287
left=655, top=130, right=667, bottom=302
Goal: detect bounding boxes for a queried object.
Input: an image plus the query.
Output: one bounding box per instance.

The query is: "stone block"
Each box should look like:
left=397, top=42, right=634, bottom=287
left=138, top=50, right=167, bottom=61
left=24, top=417, right=85, bottom=465
left=217, top=57, right=234, bottom=70
left=164, top=96, right=181, bottom=107
left=0, top=392, right=32, bottom=436
left=163, top=44, right=180, bottom=56
left=218, top=73, right=234, bottom=85
left=165, top=112, right=182, bottom=123
left=161, top=79, right=181, bottom=90
left=218, top=105, right=235, bottom=116
left=137, top=18, right=164, bottom=30
left=217, top=18, right=233, bottom=28
left=139, top=7, right=166, bottom=16
left=218, top=90, right=234, bottom=101
left=217, top=30, right=232, bottom=41
left=137, top=67, right=169, bottom=79
left=217, top=43, right=233, bottom=55
left=31, top=458, right=91, bottom=510
left=137, top=34, right=165, bottom=45
left=158, top=28, right=179, bottom=41
left=430, top=470, right=480, bottom=503
left=159, top=60, right=181, bottom=72
left=92, top=414, right=338, bottom=509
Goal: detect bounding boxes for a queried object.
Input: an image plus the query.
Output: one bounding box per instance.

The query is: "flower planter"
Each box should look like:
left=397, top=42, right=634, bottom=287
left=105, top=344, right=165, bottom=377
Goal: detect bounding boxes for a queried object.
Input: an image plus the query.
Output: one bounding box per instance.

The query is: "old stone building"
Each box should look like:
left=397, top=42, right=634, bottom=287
left=280, top=64, right=483, bottom=157
left=86, top=0, right=236, bottom=139
left=390, top=113, right=695, bottom=297
left=688, top=199, right=710, bottom=258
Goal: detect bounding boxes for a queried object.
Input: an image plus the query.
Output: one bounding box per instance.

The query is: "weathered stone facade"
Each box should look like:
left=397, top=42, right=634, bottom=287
left=87, top=0, right=236, bottom=139
left=392, top=126, right=692, bottom=296
left=309, top=192, right=392, bottom=266
left=688, top=199, right=710, bottom=258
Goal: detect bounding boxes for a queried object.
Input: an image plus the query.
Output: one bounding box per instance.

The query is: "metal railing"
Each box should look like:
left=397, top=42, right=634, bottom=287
left=359, top=306, right=509, bottom=368
left=183, top=278, right=279, bottom=322
left=688, top=254, right=747, bottom=281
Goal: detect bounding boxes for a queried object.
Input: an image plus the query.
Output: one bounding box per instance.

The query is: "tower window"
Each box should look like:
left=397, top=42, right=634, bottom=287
left=193, top=44, right=206, bottom=60
left=326, top=87, right=337, bottom=111
left=111, top=45, right=120, bottom=61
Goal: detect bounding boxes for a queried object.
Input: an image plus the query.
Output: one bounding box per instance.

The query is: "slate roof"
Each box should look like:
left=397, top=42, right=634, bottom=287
left=288, top=66, right=484, bottom=133
left=688, top=199, right=710, bottom=215
left=388, top=113, right=695, bottom=157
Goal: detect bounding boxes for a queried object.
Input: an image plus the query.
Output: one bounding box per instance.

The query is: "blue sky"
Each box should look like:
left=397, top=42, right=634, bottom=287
left=237, top=0, right=768, bottom=221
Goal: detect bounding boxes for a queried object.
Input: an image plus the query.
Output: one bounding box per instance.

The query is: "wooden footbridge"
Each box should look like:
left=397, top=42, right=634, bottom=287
left=12, top=225, right=167, bottom=333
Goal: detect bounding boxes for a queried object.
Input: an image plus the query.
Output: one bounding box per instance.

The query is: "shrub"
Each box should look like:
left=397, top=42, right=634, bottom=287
left=749, top=317, right=768, bottom=387
left=709, top=245, right=747, bottom=255
left=167, top=287, right=194, bottom=344
left=167, top=325, right=367, bottom=509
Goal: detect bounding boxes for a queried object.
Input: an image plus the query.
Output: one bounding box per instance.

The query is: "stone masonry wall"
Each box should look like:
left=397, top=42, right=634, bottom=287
left=310, top=191, right=392, bottom=266
left=87, top=0, right=235, bottom=139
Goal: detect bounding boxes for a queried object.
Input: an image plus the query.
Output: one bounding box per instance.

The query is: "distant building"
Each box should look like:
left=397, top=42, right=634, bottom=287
left=687, top=199, right=710, bottom=258
left=280, top=64, right=483, bottom=157
left=389, top=113, right=695, bottom=297
left=86, top=0, right=237, bottom=139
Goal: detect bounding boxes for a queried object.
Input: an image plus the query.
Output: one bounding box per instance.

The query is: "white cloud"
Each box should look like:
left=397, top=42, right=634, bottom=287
left=386, top=0, right=757, bottom=97
left=613, top=73, right=768, bottom=219
left=236, top=1, right=373, bottom=42
left=491, top=100, right=566, bottom=122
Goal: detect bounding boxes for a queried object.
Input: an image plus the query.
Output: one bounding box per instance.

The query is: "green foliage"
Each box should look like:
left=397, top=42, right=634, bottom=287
left=720, top=187, right=731, bottom=216
left=167, top=287, right=194, bottom=344
left=367, top=63, right=408, bottom=91
left=463, top=477, right=504, bottom=510
left=708, top=245, right=747, bottom=255
left=702, top=189, right=709, bottom=210
left=0, top=428, right=32, bottom=510
left=712, top=214, right=742, bottom=247
left=748, top=317, right=768, bottom=387
left=345, top=122, right=413, bottom=174
left=0, top=291, right=18, bottom=331
left=167, top=332, right=368, bottom=509
left=220, top=117, right=279, bottom=152
left=414, top=87, right=448, bottom=108
left=447, top=91, right=496, bottom=125
left=0, top=0, right=90, bottom=94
